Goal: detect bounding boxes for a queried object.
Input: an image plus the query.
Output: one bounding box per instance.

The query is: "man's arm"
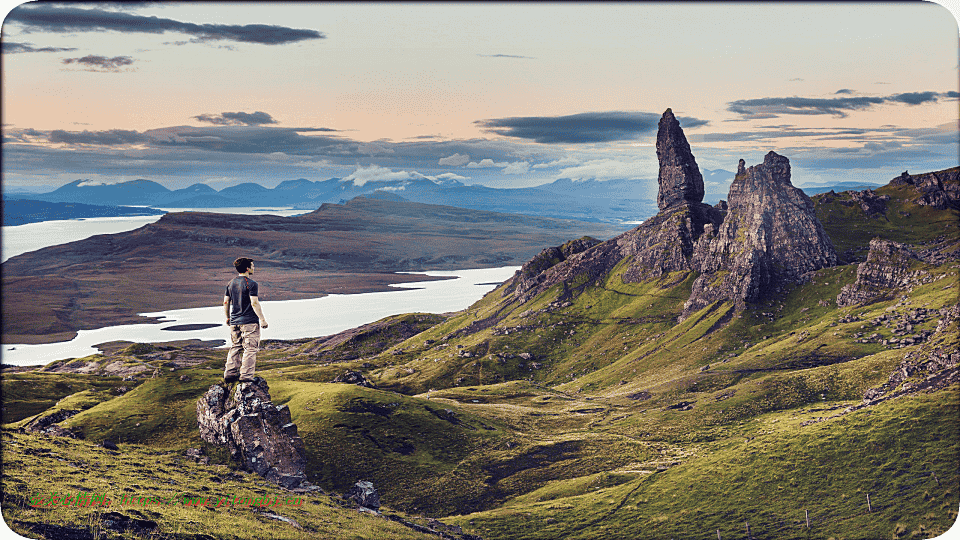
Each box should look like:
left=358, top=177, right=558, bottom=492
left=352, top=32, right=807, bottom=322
left=250, top=296, right=269, bottom=329
left=223, top=295, right=231, bottom=325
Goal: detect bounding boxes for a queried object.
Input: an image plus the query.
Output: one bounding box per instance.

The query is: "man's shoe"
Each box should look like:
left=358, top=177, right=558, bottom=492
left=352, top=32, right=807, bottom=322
left=238, top=377, right=256, bottom=383
left=223, top=375, right=239, bottom=384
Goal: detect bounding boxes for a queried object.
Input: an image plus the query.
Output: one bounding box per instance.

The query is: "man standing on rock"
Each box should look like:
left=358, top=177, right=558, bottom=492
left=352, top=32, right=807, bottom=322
left=223, top=257, right=268, bottom=383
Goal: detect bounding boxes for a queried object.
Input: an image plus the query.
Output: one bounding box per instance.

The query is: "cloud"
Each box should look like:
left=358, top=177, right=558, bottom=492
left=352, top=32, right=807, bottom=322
left=438, top=153, right=470, bottom=166
left=6, top=4, right=324, bottom=45
left=434, top=172, right=468, bottom=183
left=342, top=165, right=416, bottom=186
left=466, top=158, right=504, bottom=168
left=61, top=55, right=134, bottom=71
left=358, top=142, right=395, bottom=155
left=476, top=111, right=708, bottom=144
left=502, top=161, right=531, bottom=175
left=532, top=156, right=581, bottom=169
left=728, top=91, right=955, bottom=118
left=477, top=53, right=534, bottom=59
left=888, top=91, right=940, bottom=105
left=49, top=129, right=148, bottom=145
left=947, top=91, right=960, bottom=99
left=2, top=41, right=78, bottom=54
left=193, top=111, right=278, bottom=126
left=834, top=89, right=854, bottom=94
left=555, top=158, right=653, bottom=182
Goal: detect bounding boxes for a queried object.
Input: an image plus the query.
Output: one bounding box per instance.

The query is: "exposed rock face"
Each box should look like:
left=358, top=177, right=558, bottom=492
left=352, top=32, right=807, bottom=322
left=197, top=377, right=309, bottom=489
left=683, top=152, right=838, bottom=318
left=656, top=108, right=705, bottom=210
left=890, top=168, right=960, bottom=210
left=836, top=239, right=921, bottom=307
left=510, top=237, right=602, bottom=303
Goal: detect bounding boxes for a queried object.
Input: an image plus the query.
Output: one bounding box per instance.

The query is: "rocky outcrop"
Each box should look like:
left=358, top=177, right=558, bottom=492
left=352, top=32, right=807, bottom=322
left=656, top=108, right=705, bottom=210
left=346, top=480, right=381, bottom=510
left=332, top=370, right=377, bottom=388
left=683, top=152, right=838, bottom=318
left=22, top=409, right=80, bottom=438
left=890, top=168, right=960, bottom=210
left=847, top=189, right=890, bottom=215
left=836, top=239, right=921, bottom=307
left=197, top=377, right=310, bottom=489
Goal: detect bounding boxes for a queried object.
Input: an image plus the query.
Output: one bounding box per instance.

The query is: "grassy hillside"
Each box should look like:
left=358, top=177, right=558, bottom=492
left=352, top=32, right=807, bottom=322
left=3, top=170, right=958, bottom=539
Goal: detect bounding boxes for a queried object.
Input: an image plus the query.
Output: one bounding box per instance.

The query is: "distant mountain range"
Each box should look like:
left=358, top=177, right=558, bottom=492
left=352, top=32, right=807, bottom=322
left=7, top=177, right=657, bottom=224
left=5, top=173, right=879, bottom=225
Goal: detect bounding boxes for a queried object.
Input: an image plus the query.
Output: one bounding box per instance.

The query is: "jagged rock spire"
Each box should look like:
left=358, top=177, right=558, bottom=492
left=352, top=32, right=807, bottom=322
left=656, top=108, right=705, bottom=210
left=682, top=151, right=838, bottom=318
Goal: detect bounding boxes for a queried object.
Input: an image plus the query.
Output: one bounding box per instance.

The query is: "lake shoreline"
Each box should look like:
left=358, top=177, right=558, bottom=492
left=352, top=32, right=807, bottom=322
left=2, top=267, right=519, bottom=366
left=1, top=273, right=463, bottom=346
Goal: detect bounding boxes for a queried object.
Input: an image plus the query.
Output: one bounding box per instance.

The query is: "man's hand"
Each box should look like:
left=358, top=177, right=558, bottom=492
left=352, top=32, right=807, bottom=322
left=226, top=319, right=231, bottom=326
left=261, top=321, right=269, bottom=329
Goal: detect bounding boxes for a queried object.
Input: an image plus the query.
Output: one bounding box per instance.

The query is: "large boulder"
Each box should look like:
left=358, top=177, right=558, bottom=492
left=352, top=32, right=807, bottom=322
left=683, top=152, right=838, bottom=318
left=197, top=377, right=309, bottom=489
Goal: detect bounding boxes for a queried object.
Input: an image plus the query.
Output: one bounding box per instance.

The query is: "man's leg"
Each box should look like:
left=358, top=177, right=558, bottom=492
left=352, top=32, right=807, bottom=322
left=224, top=325, right=244, bottom=382
left=238, top=323, right=261, bottom=382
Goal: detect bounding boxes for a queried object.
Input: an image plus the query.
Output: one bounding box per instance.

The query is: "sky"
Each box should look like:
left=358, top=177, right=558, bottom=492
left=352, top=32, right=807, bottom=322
left=2, top=1, right=958, bottom=196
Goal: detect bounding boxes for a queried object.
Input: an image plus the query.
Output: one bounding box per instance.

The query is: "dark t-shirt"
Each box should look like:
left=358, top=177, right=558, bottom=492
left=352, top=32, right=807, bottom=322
left=225, top=276, right=260, bottom=325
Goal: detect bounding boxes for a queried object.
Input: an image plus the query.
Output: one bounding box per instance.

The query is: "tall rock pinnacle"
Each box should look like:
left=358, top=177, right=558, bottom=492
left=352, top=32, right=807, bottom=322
left=656, top=108, right=705, bottom=210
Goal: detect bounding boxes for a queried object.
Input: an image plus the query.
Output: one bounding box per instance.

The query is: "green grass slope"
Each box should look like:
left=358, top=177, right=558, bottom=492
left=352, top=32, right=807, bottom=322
left=3, top=168, right=958, bottom=539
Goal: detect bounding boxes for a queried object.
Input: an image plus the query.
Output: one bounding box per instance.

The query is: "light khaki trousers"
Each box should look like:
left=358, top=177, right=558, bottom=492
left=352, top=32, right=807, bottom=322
left=225, top=323, right=260, bottom=380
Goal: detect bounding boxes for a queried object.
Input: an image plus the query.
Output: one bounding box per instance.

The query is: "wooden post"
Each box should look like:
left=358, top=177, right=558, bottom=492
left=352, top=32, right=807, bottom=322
left=716, top=529, right=721, bottom=540
left=805, top=509, right=809, bottom=528
left=867, top=493, right=872, bottom=513
left=745, top=521, right=752, bottom=539
left=933, top=472, right=941, bottom=486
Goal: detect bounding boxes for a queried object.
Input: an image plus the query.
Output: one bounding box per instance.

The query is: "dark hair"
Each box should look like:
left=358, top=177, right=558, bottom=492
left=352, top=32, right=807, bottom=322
left=234, top=257, right=254, bottom=273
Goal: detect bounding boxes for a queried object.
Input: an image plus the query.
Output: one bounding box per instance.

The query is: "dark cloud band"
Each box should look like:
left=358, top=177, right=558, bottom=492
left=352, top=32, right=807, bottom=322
left=194, top=112, right=279, bottom=126
left=729, top=91, right=955, bottom=118
left=62, top=55, right=134, bottom=71
left=2, top=42, right=78, bottom=54
left=6, top=5, right=324, bottom=45
left=476, top=111, right=708, bottom=144
left=477, top=54, right=534, bottom=59
left=49, top=129, right=148, bottom=145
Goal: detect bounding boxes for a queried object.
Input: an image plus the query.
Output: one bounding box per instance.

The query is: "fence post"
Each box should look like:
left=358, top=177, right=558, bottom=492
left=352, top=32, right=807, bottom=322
left=933, top=472, right=941, bottom=486
left=745, top=521, right=752, bottom=539
left=716, top=529, right=721, bottom=540
left=867, top=493, right=872, bottom=513
left=805, top=509, right=809, bottom=528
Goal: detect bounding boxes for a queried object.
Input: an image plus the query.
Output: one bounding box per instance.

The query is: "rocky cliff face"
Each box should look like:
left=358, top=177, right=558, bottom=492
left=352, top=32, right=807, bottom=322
left=197, top=378, right=310, bottom=489
left=682, top=152, right=838, bottom=318
left=503, top=116, right=836, bottom=323
left=503, top=109, right=722, bottom=304
left=890, top=168, right=960, bottom=210
left=836, top=239, right=921, bottom=307
left=656, top=108, right=705, bottom=210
